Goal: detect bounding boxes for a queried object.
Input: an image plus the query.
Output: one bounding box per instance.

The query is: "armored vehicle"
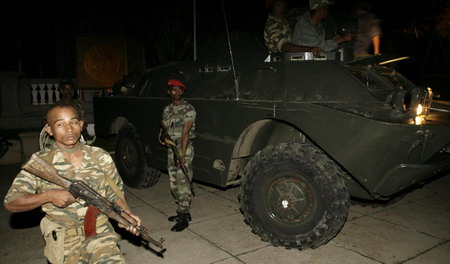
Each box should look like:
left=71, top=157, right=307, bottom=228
left=93, top=32, right=450, bottom=249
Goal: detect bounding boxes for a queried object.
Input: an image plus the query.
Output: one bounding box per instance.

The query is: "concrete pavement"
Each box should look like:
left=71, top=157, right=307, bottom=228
left=1, top=161, right=449, bottom=264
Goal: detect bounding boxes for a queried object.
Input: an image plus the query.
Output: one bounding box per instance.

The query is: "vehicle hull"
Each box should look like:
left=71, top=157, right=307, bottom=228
left=94, top=96, right=450, bottom=200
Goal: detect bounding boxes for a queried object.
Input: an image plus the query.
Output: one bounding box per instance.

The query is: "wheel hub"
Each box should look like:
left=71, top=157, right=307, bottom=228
left=121, top=138, right=138, bottom=174
left=281, top=199, right=290, bottom=209
left=266, top=176, right=315, bottom=223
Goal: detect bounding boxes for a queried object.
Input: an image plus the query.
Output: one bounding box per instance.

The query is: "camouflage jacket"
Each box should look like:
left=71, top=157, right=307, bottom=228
left=162, top=99, right=196, bottom=143
left=264, top=15, right=292, bottom=53
left=4, top=144, right=124, bottom=228
left=292, top=12, right=338, bottom=51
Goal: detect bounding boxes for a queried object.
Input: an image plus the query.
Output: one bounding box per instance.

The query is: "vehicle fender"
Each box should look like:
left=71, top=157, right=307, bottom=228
left=232, top=119, right=307, bottom=158
left=226, top=119, right=307, bottom=184
left=227, top=119, right=371, bottom=199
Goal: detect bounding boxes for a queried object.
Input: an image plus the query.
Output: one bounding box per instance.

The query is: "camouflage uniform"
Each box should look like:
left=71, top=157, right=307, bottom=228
left=162, top=99, right=196, bottom=214
left=264, top=15, right=292, bottom=53
left=4, top=144, right=126, bottom=264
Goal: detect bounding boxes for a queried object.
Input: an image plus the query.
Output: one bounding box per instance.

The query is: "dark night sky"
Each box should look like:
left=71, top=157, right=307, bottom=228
left=1, top=0, right=448, bottom=77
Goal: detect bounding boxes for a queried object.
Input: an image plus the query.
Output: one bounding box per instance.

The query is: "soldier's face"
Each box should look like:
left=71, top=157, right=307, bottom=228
left=168, top=86, right=184, bottom=101
left=45, top=106, right=83, bottom=149
left=318, top=6, right=330, bottom=19
left=60, top=84, right=74, bottom=97
left=275, top=0, right=288, bottom=13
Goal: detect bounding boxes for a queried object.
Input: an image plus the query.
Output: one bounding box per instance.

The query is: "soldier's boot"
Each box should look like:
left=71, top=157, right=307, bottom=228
left=170, top=213, right=190, bottom=232
left=168, top=212, right=191, bottom=222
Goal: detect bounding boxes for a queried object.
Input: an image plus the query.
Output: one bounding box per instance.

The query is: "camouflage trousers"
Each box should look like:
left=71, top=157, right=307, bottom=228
left=167, top=143, right=194, bottom=213
left=64, top=221, right=124, bottom=264
left=41, top=217, right=125, bottom=264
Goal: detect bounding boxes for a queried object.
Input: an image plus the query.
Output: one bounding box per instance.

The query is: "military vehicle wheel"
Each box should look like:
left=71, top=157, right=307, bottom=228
left=115, top=125, right=161, bottom=188
left=240, top=142, right=349, bottom=249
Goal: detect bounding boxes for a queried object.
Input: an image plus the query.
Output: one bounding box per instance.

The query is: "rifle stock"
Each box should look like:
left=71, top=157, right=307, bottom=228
left=21, top=154, right=165, bottom=251
left=22, top=153, right=72, bottom=189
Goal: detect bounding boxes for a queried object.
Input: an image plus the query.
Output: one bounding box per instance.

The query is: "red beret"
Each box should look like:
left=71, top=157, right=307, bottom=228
left=266, top=0, right=276, bottom=9
left=168, top=79, right=186, bottom=90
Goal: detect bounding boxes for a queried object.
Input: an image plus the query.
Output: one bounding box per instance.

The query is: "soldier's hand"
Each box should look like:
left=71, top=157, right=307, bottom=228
left=47, top=190, right=76, bottom=208
left=343, top=33, right=353, bottom=42
left=158, top=129, right=165, bottom=145
left=334, top=33, right=353, bottom=44
left=158, top=128, right=171, bottom=146
left=164, top=138, right=176, bottom=147
left=310, top=47, right=323, bottom=56
left=123, top=211, right=142, bottom=236
left=174, top=158, right=183, bottom=168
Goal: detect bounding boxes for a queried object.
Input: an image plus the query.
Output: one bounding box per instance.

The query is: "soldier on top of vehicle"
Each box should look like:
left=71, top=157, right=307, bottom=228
left=264, top=0, right=322, bottom=55
left=352, top=0, right=382, bottom=58
left=292, top=0, right=352, bottom=52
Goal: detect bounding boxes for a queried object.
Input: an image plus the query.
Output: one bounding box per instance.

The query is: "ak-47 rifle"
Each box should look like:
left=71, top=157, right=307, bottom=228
left=22, top=153, right=165, bottom=253
left=159, top=121, right=194, bottom=194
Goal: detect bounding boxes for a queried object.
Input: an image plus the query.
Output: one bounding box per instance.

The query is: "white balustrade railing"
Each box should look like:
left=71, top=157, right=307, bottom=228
left=28, top=81, right=103, bottom=106
left=30, top=82, right=61, bottom=105
left=0, top=77, right=105, bottom=129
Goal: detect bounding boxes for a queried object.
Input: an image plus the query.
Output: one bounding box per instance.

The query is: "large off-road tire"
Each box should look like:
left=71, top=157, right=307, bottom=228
left=115, top=125, right=161, bottom=188
left=240, top=142, right=349, bottom=250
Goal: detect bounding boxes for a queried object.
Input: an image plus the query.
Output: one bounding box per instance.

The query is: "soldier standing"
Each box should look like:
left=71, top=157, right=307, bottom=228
left=4, top=102, right=141, bottom=264
left=161, top=79, right=196, bottom=232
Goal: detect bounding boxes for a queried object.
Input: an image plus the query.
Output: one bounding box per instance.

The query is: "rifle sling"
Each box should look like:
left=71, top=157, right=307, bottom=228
left=86, top=147, right=129, bottom=210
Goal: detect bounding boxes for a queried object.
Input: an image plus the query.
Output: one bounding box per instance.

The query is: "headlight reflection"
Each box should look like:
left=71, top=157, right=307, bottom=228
left=414, top=116, right=425, bottom=125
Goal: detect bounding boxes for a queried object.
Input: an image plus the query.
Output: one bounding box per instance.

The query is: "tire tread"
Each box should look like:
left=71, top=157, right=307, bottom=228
left=240, top=142, right=349, bottom=250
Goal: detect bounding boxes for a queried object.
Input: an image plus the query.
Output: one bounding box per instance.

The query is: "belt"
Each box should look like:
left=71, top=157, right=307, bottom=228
left=65, top=226, right=85, bottom=236
left=64, top=217, right=109, bottom=237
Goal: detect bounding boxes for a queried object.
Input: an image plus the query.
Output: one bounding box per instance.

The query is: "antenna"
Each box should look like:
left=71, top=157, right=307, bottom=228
left=220, top=0, right=240, bottom=100
left=193, top=0, right=197, bottom=61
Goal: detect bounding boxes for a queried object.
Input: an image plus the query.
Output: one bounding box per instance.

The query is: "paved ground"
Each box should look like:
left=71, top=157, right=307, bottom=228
left=1, top=162, right=449, bottom=264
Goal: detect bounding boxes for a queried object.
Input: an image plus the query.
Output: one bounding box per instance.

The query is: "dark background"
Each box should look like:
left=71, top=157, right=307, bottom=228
left=1, top=0, right=449, bottom=83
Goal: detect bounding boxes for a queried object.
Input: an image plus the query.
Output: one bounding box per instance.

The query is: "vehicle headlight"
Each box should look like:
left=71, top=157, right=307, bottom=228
left=404, top=87, right=432, bottom=116
left=414, top=87, right=433, bottom=116
left=392, top=87, right=433, bottom=120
